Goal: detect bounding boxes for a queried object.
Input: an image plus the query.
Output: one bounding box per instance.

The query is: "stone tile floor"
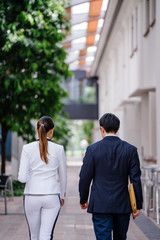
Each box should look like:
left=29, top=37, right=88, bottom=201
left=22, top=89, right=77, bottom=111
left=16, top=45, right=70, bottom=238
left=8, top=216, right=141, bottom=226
left=0, top=157, right=160, bottom=240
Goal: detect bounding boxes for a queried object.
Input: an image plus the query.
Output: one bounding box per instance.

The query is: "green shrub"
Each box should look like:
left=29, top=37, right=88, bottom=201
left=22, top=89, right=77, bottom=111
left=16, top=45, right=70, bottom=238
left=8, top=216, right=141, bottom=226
left=12, top=180, right=25, bottom=196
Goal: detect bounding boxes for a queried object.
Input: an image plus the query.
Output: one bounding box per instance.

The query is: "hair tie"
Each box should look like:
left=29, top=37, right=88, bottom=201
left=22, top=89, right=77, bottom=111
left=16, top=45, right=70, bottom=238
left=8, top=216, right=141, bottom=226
left=41, top=124, right=44, bottom=127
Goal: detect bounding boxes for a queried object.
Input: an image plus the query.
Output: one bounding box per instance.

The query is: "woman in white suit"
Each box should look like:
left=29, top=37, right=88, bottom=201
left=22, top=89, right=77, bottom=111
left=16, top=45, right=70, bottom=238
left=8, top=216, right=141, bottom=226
left=18, top=116, right=67, bottom=240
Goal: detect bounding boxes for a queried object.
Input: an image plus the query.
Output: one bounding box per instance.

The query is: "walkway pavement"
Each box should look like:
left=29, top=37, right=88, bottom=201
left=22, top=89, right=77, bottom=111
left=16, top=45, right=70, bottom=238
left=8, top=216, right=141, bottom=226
left=0, top=156, right=160, bottom=240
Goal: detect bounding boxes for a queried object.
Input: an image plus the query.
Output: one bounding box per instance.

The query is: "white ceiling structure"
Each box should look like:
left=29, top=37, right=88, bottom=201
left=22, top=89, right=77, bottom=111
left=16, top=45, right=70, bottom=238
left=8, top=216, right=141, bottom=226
left=64, top=0, right=109, bottom=75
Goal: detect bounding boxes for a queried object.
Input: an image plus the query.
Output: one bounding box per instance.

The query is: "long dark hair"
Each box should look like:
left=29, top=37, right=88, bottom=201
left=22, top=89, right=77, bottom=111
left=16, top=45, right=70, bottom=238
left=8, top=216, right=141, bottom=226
left=37, top=116, right=54, bottom=164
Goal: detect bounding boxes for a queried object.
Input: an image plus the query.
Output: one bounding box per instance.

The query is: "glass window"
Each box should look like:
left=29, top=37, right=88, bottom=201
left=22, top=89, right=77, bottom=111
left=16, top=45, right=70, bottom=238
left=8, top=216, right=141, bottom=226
left=143, top=0, right=149, bottom=37
left=150, top=0, right=156, bottom=26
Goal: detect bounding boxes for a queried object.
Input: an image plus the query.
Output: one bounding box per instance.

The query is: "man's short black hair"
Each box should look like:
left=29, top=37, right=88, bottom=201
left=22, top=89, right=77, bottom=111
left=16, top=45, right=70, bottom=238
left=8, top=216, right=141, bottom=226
left=99, top=113, right=120, bottom=133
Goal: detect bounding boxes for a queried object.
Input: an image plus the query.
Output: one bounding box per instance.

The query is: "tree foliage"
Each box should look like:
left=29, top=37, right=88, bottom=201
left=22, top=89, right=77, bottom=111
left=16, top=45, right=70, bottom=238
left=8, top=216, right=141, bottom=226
left=82, top=121, right=94, bottom=145
left=0, top=0, right=71, bottom=173
left=53, top=115, right=72, bottom=151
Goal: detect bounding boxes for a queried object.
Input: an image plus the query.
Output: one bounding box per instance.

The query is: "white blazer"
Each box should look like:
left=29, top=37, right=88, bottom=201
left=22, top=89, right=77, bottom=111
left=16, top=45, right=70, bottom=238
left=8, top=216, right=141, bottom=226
left=18, top=139, right=67, bottom=199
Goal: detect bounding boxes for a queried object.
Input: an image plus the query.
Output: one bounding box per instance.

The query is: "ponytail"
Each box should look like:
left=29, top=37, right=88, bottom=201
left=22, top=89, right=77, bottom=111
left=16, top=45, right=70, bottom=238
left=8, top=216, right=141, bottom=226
left=39, top=124, right=48, bottom=164
left=37, top=116, right=54, bottom=164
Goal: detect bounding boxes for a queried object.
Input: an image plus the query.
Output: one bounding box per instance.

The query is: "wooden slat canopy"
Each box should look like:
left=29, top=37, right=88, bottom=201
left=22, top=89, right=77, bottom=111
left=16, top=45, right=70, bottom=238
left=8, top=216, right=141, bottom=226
left=64, top=0, right=109, bottom=73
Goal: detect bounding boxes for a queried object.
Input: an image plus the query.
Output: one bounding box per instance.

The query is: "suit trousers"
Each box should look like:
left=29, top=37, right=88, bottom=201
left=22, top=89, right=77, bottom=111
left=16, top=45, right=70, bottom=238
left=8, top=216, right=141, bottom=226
left=92, top=213, right=130, bottom=240
left=24, top=195, right=60, bottom=240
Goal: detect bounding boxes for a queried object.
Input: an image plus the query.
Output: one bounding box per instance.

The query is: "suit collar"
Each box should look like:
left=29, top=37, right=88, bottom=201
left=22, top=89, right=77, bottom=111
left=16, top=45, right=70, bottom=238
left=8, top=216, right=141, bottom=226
left=103, top=135, right=120, bottom=141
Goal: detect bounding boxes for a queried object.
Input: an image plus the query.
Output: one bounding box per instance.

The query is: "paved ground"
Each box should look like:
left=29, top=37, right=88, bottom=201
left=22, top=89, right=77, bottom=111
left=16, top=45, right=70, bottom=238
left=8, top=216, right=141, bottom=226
left=0, top=156, right=160, bottom=240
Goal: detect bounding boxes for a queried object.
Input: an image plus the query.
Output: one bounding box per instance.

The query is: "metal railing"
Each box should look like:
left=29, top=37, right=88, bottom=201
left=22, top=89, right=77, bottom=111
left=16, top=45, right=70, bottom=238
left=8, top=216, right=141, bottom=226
left=141, top=165, right=160, bottom=224
left=0, top=174, right=14, bottom=214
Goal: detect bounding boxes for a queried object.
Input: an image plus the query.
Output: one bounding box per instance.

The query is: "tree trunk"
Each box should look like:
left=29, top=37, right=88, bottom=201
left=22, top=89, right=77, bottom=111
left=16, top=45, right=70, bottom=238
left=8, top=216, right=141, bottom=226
left=1, top=123, right=9, bottom=174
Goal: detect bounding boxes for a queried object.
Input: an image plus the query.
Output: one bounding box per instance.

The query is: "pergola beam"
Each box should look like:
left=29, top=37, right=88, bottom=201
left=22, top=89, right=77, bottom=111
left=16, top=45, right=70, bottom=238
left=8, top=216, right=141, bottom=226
left=66, top=52, right=95, bottom=64
left=64, top=28, right=101, bottom=43
left=66, top=0, right=101, bottom=7
left=71, top=11, right=105, bottom=25
left=66, top=41, right=98, bottom=53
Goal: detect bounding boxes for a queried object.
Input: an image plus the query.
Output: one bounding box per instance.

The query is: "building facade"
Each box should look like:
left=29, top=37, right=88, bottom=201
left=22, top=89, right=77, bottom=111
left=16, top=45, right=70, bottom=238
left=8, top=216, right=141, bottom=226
left=91, top=0, right=159, bottom=166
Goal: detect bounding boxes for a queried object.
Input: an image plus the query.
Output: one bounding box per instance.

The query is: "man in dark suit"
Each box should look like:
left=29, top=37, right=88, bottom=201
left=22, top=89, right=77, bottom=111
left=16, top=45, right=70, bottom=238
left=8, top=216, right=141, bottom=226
left=79, top=113, right=143, bottom=240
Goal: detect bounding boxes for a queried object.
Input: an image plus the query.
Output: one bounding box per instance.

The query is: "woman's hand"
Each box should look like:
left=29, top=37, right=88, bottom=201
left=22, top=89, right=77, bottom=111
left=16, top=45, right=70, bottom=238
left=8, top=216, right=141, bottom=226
left=80, top=202, right=88, bottom=209
left=60, top=199, right=64, bottom=207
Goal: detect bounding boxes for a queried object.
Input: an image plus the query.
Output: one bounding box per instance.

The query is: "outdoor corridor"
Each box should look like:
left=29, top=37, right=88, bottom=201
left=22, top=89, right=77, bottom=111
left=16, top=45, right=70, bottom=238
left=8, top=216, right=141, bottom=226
left=0, top=156, right=160, bottom=240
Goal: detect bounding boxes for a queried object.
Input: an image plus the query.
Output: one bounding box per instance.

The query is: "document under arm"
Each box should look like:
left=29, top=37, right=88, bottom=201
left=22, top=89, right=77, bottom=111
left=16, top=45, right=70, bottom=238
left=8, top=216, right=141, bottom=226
left=129, top=183, right=137, bottom=219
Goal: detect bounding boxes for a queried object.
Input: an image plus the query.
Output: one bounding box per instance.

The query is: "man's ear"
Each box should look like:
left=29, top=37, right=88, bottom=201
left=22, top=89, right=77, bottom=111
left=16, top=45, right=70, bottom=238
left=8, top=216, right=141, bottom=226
left=100, top=126, right=105, bottom=133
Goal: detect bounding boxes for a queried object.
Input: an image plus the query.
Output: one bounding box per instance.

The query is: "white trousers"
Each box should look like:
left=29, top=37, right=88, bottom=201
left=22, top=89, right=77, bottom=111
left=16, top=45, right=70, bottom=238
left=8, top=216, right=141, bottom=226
left=24, top=195, right=61, bottom=240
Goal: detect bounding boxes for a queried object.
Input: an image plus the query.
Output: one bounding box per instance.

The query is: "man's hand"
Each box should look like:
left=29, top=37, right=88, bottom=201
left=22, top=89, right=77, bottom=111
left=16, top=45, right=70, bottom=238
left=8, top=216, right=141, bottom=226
left=132, top=210, right=140, bottom=219
left=60, top=199, right=64, bottom=207
left=80, top=202, right=88, bottom=209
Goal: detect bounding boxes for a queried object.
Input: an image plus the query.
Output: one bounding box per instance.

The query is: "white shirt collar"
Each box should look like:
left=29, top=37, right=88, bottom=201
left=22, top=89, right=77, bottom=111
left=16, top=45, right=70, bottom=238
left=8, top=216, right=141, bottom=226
left=104, top=134, right=118, bottom=137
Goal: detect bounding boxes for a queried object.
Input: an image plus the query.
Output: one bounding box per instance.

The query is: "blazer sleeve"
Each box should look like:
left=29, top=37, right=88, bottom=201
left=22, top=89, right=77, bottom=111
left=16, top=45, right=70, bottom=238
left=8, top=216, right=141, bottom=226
left=79, top=146, right=95, bottom=205
left=58, top=146, right=67, bottom=199
left=18, top=145, right=30, bottom=183
left=129, top=147, right=143, bottom=209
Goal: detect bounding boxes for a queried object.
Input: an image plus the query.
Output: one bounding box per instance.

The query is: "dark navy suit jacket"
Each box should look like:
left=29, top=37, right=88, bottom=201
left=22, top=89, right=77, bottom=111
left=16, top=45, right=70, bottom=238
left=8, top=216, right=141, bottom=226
left=79, top=136, right=143, bottom=214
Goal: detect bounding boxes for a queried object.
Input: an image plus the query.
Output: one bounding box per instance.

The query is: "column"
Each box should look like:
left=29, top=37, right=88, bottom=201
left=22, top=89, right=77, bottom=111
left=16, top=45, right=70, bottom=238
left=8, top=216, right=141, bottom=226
left=141, top=93, right=149, bottom=160
left=156, top=86, right=160, bottom=167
